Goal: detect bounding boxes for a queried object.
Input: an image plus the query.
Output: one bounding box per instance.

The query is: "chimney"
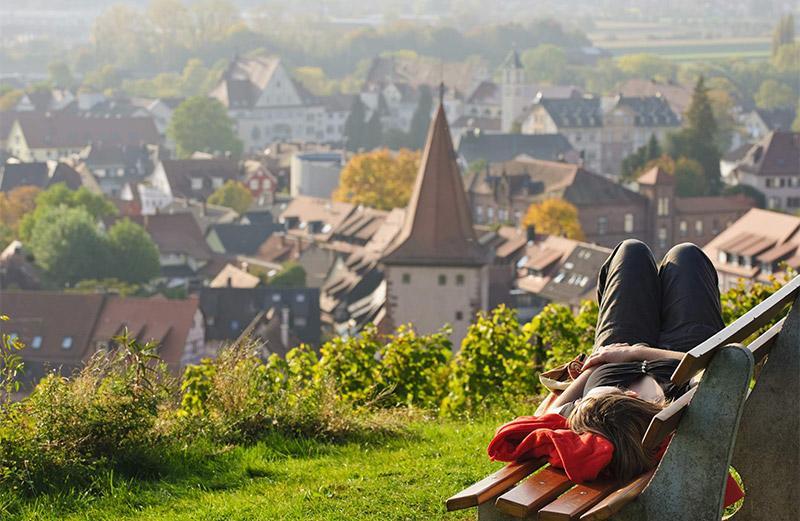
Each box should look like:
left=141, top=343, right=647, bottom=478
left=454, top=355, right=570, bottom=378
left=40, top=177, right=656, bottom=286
left=227, top=276, right=232, bottom=288
left=526, top=224, right=536, bottom=244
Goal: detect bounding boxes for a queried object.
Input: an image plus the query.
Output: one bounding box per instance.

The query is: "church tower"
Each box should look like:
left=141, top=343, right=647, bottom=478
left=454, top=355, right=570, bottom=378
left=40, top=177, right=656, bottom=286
left=501, top=49, right=527, bottom=132
left=381, top=89, right=488, bottom=348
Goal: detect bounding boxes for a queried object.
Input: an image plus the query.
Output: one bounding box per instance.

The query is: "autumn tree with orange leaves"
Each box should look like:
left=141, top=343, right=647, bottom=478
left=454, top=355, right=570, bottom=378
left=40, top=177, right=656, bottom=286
left=522, top=198, right=585, bottom=240
left=333, top=149, right=420, bottom=211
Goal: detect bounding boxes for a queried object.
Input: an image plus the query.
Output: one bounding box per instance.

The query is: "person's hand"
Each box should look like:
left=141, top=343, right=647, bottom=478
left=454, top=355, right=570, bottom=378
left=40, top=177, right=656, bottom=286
left=582, top=343, right=648, bottom=371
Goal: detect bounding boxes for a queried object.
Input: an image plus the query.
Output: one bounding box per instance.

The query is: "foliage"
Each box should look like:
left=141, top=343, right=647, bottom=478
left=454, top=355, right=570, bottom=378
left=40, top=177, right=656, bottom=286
left=167, top=96, right=243, bottom=158
left=407, top=85, right=434, bottom=149
left=107, top=219, right=161, bottom=284
left=771, top=14, right=795, bottom=56
left=0, top=315, right=26, bottom=406
left=19, top=183, right=117, bottom=242
left=27, top=206, right=113, bottom=287
left=333, top=149, right=420, bottom=210
left=122, top=58, right=225, bottom=98
left=719, top=272, right=795, bottom=337
left=527, top=301, right=598, bottom=370
left=47, top=62, right=76, bottom=89
left=268, top=261, right=306, bottom=288
left=316, top=325, right=382, bottom=404
left=365, top=111, right=384, bottom=150
left=0, top=185, right=40, bottom=246
left=616, top=53, right=677, bottom=82
left=378, top=325, right=452, bottom=408
left=207, top=180, right=253, bottom=214
left=521, top=44, right=569, bottom=84
left=0, top=89, right=23, bottom=111
left=754, top=79, right=796, bottom=110
left=344, top=95, right=368, bottom=152
left=68, top=278, right=142, bottom=297
left=443, top=306, right=537, bottom=415
left=522, top=198, right=585, bottom=240
left=621, top=134, right=661, bottom=181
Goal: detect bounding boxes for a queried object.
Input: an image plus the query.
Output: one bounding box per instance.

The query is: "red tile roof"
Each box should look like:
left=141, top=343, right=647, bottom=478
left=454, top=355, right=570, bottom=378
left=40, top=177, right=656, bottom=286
left=382, top=104, right=486, bottom=266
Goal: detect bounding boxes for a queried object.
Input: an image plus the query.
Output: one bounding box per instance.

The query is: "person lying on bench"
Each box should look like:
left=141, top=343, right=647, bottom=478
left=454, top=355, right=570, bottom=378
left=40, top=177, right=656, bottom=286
left=546, top=239, right=725, bottom=480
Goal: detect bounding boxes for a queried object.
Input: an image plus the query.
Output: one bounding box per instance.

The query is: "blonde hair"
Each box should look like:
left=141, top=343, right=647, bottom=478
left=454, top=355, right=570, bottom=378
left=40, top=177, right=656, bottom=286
left=568, top=393, right=666, bottom=482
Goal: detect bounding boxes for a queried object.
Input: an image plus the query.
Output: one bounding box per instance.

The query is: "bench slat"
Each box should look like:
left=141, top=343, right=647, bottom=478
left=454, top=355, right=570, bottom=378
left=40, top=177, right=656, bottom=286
left=748, top=316, right=785, bottom=364
left=671, top=275, right=800, bottom=387
left=579, top=469, right=655, bottom=521
left=494, top=466, right=574, bottom=518
left=641, top=386, right=697, bottom=453
left=537, top=480, right=619, bottom=521
left=445, top=459, right=543, bottom=511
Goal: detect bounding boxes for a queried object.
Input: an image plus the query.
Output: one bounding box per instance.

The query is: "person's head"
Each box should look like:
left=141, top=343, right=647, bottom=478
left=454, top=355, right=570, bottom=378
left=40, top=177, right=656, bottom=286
left=568, top=391, right=666, bottom=482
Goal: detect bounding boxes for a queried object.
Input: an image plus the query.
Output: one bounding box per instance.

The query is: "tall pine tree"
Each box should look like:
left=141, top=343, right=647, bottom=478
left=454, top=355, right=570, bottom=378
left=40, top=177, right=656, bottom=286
left=365, top=111, right=383, bottom=151
left=344, top=95, right=367, bottom=151
left=407, top=85, right=433, bottom=150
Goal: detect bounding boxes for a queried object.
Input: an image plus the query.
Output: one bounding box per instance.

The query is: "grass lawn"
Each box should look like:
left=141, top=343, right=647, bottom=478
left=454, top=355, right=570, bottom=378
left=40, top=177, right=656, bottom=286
left=2, top=417, right=509, bottom=521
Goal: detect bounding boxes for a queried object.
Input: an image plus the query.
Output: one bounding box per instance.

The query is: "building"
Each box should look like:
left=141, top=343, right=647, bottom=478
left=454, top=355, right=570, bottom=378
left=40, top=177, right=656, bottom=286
left=456, top=131, right=578, bottom=165
left=381, top=100, right=490, bottom=347
left=521, top=94, right=680, bottom=175
left=513, top=235, right=611, bottom=320
left=317, top=93, right=352, bottom=144
left=149, top=158, right=240, bottom=205
left=205, top=221, right=283, bottom=256
left=289, top=151, right=345, bottom=198
left=723, top=131, right=800, bottom=211
left=199, top=286, right=321, bottom=355
left=210, top=55, right=325, bottom=151
left=0, top=160, right=84, bottom=192
left=739, top=107, right=797, bottom=142
left=0, top=292, right=204, bottom=382
left=619, top=79, right=692, bottom=118
left=80, top=143, right=153, bottom=197
left=703, top=208, right=800, bottom=291
left=500, top=50, right=533, bottom=133
left=5, top=112, right=160, bottom=162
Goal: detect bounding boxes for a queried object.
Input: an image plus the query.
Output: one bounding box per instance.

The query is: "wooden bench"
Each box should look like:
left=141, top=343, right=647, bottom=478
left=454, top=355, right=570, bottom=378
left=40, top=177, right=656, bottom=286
left=446, top=275, right=800, bottom=521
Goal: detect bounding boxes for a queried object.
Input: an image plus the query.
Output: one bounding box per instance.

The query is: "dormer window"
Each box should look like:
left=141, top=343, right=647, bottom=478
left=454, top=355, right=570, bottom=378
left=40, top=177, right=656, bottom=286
left=62, top=336, right=73, bottom=349
left=31, top=336, right=42, bottom=349
left=211, top=177, right=224, bottom=189
left=191, top=177, right=203, bottom=190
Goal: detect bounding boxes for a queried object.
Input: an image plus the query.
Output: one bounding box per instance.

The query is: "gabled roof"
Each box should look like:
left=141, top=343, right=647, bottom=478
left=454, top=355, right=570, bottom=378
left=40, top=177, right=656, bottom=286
left=121, top=213, right=212, bottom=260
left=733, top=131, right=800, bottom=177
left=0, top=161, right=83, bottom=192
left=536, top=97, right=602, bottom=127
left=637, top=166, right=674, bottom=185
left=383, top=103, right=486, bottom=266
left=619, top=78, right=692, bottom=116
left=209, top=263, right=261, bottom=288
left=157, top=158, right=240, bottom=200
left=210, top=55, right=281, bottom=109
left=754, top=107, right=796, bottom=132
left=206, top=222, right=281, bottom=255
left=363, top=55, right=487, bottom=97
left=11, top=112, right=160, bottom=149
left=501, top=49, right=523, bottom=70
left=616, top=95, right=680, bottom=127
left=457, top=132, right=575, bottom=164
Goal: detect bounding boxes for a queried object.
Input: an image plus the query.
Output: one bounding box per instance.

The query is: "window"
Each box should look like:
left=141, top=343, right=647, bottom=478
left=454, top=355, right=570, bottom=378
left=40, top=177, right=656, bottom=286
left=191, top=177, right=203, bottom=190
left=294, top=317, right=307, bottom=327
left=765, top=178, right=774, bottom=188
left=31, top=336, right=42, bottom=349
left=438, top=274, right=447, bottom=286
left=658, top=227, right=667, bottom=248
left=455, top=274, right=465, bottom=286
left=61, top=336, right=73, bottom=349
left=230, top=320, right=240, bottom=331
left=296, top=293, right=306, bottom=303
left=657, top=197, right=670, bottom=216
left=211, top=177, right=224, bottom=189
left=402, top=273, right=411, bottom=284
left=624, top=213, right=634, bottom=233
left=249, top=179, right=259, bottom=190
left=455, top=311, right=464, bottom=321
left=597, top=216, right=608, bottom=235
left=272, top=294, right=281, bottom=302
left=695, top=220, right=704, bottom=236
left=487, top=207, right=495, bottom=220
left=788, top=197, right=800, bottom=208
left=679, top=220, right=688, bottom=237
left=718, top=251, right=728, bottom=264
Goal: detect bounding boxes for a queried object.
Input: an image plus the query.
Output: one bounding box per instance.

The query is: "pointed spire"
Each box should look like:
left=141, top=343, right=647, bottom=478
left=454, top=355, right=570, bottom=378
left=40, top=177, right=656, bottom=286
left=382, top=101, right=486, bottom=266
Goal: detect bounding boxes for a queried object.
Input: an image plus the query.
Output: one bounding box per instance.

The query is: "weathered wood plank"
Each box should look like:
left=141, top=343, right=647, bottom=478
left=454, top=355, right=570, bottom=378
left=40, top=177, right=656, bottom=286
left=671, top=275, right=800, bottom=387
left=445, top=460, right=544, bottom=511
left=494, top=467, right=573, bottom=518
left=641, top=386, right=697, bottom=453
left=537, top=480, right=618, bottom=521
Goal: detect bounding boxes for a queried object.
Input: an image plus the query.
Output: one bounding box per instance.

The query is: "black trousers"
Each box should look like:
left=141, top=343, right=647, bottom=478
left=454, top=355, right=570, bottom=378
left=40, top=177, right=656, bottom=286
left=595, top=239, right=725, bottom=352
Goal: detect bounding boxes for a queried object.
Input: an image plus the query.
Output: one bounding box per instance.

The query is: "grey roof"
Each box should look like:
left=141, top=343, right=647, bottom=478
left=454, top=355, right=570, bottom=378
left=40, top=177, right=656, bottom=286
left=538, top=97, right=602, bottom=127
left=457, top=132, right=575, bottom=164
left=538, top=244, right=610, bottom=304
left=0, top=162, right=82, bottom=192
left=755, top=108, right=796, bottom=132
left=617, top=95, right=680, bottom=127
left=207, top=222, right=283, bottom=255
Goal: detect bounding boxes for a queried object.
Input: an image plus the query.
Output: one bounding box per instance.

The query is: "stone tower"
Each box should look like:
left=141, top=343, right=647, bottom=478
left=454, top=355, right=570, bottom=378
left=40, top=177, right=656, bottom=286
left=501, top=49, right=528, bottom=132
left=381, top=93, right=488, bottom=348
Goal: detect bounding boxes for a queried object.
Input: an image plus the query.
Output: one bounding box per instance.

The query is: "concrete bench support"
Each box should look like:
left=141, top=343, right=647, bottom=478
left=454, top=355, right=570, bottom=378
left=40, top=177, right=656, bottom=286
left=731, top=298, right=800, bottom=521
left=614, top=345, right=754, bottom=521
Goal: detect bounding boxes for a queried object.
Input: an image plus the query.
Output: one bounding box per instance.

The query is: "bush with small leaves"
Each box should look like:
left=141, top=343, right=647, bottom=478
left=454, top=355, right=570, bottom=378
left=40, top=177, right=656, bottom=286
left=316, top=324, right=382, bottom=405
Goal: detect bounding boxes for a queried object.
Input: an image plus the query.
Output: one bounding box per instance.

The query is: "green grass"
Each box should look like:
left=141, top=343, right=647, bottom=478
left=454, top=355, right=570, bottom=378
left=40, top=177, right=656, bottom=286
left=0, top=418, right=507, bottom=521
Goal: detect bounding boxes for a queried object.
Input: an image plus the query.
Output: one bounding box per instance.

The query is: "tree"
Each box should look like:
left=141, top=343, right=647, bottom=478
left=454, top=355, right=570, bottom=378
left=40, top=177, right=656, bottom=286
left=794, top=100, right=800, bottom=132
left=754, top=79, right=796, bottom=110
left=107, top=219, right=160, bottom=284
left=667, top=76, right=721, bottom=195
left=28, top=207, right=112, bottom=287
left=0, top=89, right=23, bottom=111
left=48, top=62, right=75, bottom=89
left=207, top=180, right=253, bottom=214
left=269, top=261, right=306, bottom=288
left=522, top=198, right=585, bottom=240
left=617, top=53, right=677, bottom=82
left=772, top=14, right=795, bottom=56
left=364, top=110, right=384, bottom=151
left=621, top=134, right=662, bottom=181
left=333, top=149, right=420, bottom=210
left=167, top=96, right=243, bottom=158
left=344, top=96, right=367, bottom=151
left=407, top=85, right=433, bottom=149
left=521, top=44, right=569, bottom=84
left=19, top=184, right=117, bottom=242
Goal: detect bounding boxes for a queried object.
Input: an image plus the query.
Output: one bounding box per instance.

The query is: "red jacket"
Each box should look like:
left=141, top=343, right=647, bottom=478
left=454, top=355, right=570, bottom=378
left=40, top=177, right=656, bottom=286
left=487, top=414, right=743, bottom=507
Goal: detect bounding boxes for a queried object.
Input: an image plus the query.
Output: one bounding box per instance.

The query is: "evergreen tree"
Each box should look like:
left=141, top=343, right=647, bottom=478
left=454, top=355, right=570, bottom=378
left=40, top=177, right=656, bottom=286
left=645, top=133, right=661, bottom=161
left=685, top=76, right=717, bottom=144
left=772, top=14, right=796, bottom=55
left=343, top=95, right=367, bottom=151
left=407, top=85, right=433, bottom=149
left=365, top=111, right=383, bottom=151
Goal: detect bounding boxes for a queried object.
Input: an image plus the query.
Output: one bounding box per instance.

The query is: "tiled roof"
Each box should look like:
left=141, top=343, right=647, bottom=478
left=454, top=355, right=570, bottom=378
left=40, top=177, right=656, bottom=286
left=466, top=80, right=500, bottom=104
left=616, top=95, right=680, bottom=127
left=209, top=263, right=261, bottom=288
left=279, top=196, right=355, bottom=239
left=364, top=55, right=487, bottom=97
left=637, top=166, right=674, bottom=185
left=207, top=222, right=282, bottom=255
left=537, top=97, right=602, bottom=128
left=457, top=132, right=575, bottom=164
left=121, top=213, right=212, bottom=260
left=619, top=79, right=692, bottom=116
left=0, top=161, right=83, bottom=192
left=754, top=108, right=796, bottom=132
left=158, top=158, right=240, bottom=200
left=382, top=104, right=487, bottom=266
left=210, top=55, right=281, bottom=109
left=673, top=194, right=755, bottom=215
left=733, top=131, right=800, bottom=177
left=11, top=112, right=160, bottom=149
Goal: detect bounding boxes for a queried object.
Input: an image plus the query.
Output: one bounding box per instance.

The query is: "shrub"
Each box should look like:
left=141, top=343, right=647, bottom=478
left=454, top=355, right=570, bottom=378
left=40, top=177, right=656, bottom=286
left=442, top=305, right=537, bottom=415
left=316, top=324, right=382, bottom=404
left=378, top=325, right=452, bottom=408
left=527, top=300, right=598, bottom=370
